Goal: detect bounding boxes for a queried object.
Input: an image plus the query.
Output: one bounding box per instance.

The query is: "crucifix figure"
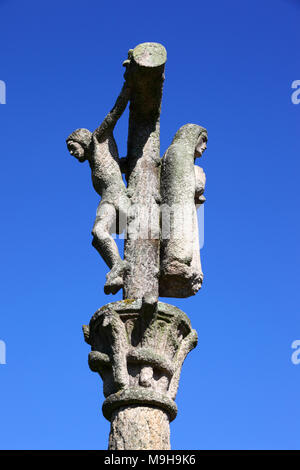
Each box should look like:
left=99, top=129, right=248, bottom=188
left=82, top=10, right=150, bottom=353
left=66, top=43, right=207, bottom=301
left=66, top=83, right=131, bottom=294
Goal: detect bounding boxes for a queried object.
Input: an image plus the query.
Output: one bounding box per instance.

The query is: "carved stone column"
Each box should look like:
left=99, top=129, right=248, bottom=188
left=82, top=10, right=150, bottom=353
left=83, top=300, right=197, bottom=450
left=123, top=42, right=166, bottom=302
left=67, top=42, right=206, bottom=450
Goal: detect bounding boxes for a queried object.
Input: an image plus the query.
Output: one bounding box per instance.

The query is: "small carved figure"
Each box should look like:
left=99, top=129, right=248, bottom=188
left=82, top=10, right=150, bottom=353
left=159, top=124, right=207, bottom=298
left=66, top=84, right=130, bottom=295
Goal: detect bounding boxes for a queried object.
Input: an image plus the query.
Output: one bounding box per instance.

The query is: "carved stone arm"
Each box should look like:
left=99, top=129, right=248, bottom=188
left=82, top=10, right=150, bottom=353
left=93, top=81, right=130, bottom=141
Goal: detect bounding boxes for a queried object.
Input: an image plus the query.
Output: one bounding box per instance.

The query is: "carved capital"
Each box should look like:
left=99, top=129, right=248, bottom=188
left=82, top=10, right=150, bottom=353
left=83, top=300, right=197, bottom=422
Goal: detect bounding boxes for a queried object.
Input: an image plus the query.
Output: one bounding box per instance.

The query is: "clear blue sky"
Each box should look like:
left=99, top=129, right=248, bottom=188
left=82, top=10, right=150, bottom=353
left=0, top=0, right=299, bottom=450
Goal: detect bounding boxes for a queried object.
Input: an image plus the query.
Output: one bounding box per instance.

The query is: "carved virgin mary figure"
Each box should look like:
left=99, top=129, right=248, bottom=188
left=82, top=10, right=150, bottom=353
left=159, top=124, right=207, bottom=298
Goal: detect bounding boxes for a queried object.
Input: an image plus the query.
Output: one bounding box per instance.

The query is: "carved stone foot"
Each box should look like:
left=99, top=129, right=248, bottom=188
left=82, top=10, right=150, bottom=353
left=83, top=300, right=197, bottom=450
left=104, top=260, right=126, bottom=295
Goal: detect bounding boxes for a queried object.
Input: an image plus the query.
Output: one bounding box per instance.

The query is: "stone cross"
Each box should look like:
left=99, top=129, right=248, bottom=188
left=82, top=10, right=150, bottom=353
left=66, top=42, right=207, bottom=450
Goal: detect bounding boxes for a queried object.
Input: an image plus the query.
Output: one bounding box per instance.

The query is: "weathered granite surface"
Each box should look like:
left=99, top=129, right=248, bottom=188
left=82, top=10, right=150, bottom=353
left=66, top=42, right=207, bottom=301
left=83, top=299, right=197, bottom=449
left=109, top=406, right=170, bottom=450
left=122, top=43, right=166, bottom=304
left=67, top=41, right=208, bottom=450
left=66, top=83, right=130, bottom=295
left=160, top=124, right=207, bottom=297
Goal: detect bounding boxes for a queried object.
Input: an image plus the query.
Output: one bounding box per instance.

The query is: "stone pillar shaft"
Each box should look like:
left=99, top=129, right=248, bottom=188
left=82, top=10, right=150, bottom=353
left=123, top=42, right=166, bottom=301
left=77, top=42, right=203, bottom=450
left=109, top=406, right=170, bottom=450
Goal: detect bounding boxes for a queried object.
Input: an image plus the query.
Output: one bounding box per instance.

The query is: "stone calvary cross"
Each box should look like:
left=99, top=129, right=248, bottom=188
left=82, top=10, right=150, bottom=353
left=66, top=42, right=207, bottom=450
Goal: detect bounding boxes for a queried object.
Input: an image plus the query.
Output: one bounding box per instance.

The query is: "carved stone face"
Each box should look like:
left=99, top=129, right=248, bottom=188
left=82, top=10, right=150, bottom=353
left=67, top=140, right=86, bottom=162
left=195, top=135, right=207, bottom=158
